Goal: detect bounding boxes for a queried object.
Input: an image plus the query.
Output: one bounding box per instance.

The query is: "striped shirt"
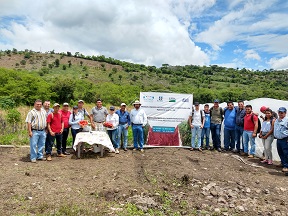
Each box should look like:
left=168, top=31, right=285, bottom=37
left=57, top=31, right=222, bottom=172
left=25, top=108, right=47, bottom=130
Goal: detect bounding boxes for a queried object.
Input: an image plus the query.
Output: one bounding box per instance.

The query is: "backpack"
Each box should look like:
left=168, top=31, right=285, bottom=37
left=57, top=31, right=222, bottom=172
left=209, top=107, right=224, bottom=122
left=188, top=109, right=204, bottom=125
left=251, top=114, right=261, bottom=134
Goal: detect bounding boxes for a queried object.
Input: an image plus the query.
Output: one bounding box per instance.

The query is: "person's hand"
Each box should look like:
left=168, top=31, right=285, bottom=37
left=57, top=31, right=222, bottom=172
left=28, top=131, right=33, bottom=137
left=60, top=129, right=63, bottom=134
left=258, top=134, right=262, bottom=138
left=200, top=125, right=203, bottom=129
left=50, top=131, right=55, bottom=136
left=252, top=132, right=257, bottom=137
left=263, top=135, right=267, bottom=139
left=126, top=125, right=129, bottom=130
left=190, top=124, right=194, bottom=129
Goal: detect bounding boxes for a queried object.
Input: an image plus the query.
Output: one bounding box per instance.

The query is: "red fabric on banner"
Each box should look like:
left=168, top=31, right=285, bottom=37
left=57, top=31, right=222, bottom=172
left=147, top=126, right=180, bottom=146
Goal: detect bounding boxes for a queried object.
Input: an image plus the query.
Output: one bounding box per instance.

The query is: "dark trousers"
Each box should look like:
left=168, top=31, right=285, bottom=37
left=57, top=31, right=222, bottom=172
left=71, top=128, right=80, bottom=145
left=235, top=125, right=244, bottom=151
left=61, top=128, right=69, bottom=153
left=210, top=123, right=221, bottom=149
left=46, top=133, right=63, bottom=155
left=277, top=137, right=288, bottom=168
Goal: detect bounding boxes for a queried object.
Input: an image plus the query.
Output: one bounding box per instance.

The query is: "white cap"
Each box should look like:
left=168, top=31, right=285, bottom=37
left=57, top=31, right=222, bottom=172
left=120, top=103, right=127, bottom=106
left=63, top=102, right=69, bottom=106
left=78, top=100, right=84, bottom=103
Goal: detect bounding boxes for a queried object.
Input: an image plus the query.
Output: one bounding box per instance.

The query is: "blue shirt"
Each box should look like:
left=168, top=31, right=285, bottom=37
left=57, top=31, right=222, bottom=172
left=203, top=111, right=210, bottom=128
left=274, top=117, right=288, bottom=139
left=224, top=108, right=236, bottom=130
left=115, top=110, right=131, bottom=126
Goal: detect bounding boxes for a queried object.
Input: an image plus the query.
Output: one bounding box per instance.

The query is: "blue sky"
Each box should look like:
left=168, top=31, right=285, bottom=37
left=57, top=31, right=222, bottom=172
left=0, top=0, right=287, bottom=70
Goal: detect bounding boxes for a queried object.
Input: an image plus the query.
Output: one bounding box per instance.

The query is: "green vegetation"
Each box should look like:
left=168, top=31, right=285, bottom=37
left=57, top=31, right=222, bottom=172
left=0, top=49, right=287, bottom=107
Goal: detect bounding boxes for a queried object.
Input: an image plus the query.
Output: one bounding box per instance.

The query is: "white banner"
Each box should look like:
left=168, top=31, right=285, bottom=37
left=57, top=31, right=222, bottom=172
left=140, top=92, right=193, bottom=146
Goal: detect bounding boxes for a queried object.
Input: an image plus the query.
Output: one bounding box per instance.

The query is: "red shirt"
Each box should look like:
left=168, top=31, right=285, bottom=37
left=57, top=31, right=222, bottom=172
left=244, top=113, right=258, bottom=131
left=59, top=110, right=71, bottom=129
left=47, top=112, right=63, bottom=133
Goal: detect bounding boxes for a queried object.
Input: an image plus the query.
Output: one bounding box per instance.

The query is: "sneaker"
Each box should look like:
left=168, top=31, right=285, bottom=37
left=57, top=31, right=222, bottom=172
left=217, top=148, right=222, bottom=152
left=198, top=148, right=202, bottom=152
left=115, top=149, right=119, bottom=154
left=140, top=149, right=144, bottom=152
left=190, top=148, right=194, bottom=151
left=46, top=155, right=52, bottom=161
left=268, top=160, right=273, bottom=165
left=57, top=153, right=67, bottom=157
left=248, top=155, right=254, bottom=158
left=37, top=157, right=46, bottom=161
left=261, top=159, right=268, bottom=164
left=210, top=147, right=215, bottom=151
left=275, top=163, right=283, bottom=167
left=133, top=148, right=137, bottom=151
left=123, top=148, right=127, bottom=151
left=31, top=159, right=36, bottom=163
left=63, top=152, right=70, bottom=155
left=282, top=167, right=288, bottom=172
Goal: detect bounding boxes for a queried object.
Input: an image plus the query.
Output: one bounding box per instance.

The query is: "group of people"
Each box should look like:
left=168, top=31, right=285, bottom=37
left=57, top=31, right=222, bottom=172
left=25, top=99, right=147, bottom=162
left=25, top=98, right=288, bottom=175
left=189, top=99, right=288, bottom=174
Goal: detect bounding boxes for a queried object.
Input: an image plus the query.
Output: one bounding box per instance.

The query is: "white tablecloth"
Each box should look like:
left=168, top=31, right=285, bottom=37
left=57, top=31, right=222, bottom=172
left=73, top=131, right=115, bottom=152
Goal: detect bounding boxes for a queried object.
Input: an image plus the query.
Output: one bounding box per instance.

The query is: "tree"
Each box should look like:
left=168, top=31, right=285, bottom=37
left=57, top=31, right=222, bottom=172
left=55, top=59, right=60, bottom=67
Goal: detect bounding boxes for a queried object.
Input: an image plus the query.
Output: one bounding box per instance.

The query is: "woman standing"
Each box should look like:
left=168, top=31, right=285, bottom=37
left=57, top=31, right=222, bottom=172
left=259, top=109, right=275, bottom=165
left=106, top=106, right=119, bottom=153
left=69, top=106, right=84, bottom=145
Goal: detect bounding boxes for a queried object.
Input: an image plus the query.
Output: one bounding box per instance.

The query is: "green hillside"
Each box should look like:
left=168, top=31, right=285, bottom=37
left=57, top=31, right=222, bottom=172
left=0, top=49, right=287, bottom=107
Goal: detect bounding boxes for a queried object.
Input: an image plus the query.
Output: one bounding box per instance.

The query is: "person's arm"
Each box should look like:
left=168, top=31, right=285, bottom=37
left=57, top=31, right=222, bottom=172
left=201, top=114, right=205, bottom=129
left=90, top=113, right=95, bottom=128
left=114, top=115, right=119, bottom=128
left=27, top=122, right=33, bottom=137
left=142, top=110, right=148, bottom=127
left=188, top=115, right=193, bottom=129
left=47, top=122, right=55, bottom=136
left=127, top=112, right=131, bottom=129
left=253, top=116, right=258, bottom=137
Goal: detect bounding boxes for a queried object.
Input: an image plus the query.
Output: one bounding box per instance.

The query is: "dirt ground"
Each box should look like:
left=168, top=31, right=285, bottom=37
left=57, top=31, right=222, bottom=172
left=0, top=146, right=287, bottom=216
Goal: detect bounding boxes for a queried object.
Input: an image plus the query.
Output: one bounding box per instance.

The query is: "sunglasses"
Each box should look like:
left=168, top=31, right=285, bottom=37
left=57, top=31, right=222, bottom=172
left=278, top=111, right=284, bottom=114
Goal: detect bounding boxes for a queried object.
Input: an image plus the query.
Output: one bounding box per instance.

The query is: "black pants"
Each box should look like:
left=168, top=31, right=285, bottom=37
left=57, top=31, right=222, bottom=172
left=62, top=128, right=69, bottom=153
left=46, top=133, right=63, bottom=155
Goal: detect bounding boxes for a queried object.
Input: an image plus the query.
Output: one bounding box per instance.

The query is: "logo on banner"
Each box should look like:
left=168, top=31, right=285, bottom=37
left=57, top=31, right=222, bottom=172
left=169, top=97, right=176, bottom=102
left=143, top=96, right=155, bottom=102
left=157, top=96, right=163, bottom=102
left=182, top=98, right=189, bottom=102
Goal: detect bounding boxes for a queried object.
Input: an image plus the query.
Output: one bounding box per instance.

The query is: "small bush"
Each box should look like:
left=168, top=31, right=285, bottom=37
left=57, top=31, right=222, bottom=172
left=6, top=109, right=21, bottom=124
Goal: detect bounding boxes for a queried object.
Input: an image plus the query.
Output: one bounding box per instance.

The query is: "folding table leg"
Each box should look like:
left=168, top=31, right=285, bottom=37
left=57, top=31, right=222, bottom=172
left=77, top=143, right=81, bottom=158
left=100, top=145, right=104, bottom=157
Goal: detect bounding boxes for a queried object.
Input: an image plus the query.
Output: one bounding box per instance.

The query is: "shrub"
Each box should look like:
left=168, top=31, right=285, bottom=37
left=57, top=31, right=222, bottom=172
left=6, top=109, right=21, bottom=124
left=0, top=96, right=16, bottom=109
left=20, top=60, right=26, bottom=65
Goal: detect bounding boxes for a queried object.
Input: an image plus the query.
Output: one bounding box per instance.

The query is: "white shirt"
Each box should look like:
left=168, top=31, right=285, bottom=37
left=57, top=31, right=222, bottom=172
left=130, top=108, right=147, bottom=126
left=105, top=113, right=119, bottom=130
left=190, top=110, right=204, bottom=126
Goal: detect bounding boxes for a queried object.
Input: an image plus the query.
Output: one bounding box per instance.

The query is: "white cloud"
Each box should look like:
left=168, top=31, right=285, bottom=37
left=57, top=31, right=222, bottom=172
left=0, top=0, right=209, bottom=67
left=268, top=56, right=288, bottom=70
left=244, top=49, right=261, bottom=61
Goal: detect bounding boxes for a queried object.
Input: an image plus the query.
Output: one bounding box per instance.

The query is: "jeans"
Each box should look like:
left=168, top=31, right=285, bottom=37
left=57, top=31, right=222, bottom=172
left=61, top=128, right=69, bottom=153
left=191, top=125, right=202, bottom=148
left=277, top=137, right=288, bottom=168
left=262, top=135, right=274, bottom=160
left=235, top=125, right=244, bottom=151
left=30, top=130, right=46, bottom=160
left=243, top=130, right=256, bottom=155
left=71, top=128, right=80, bottom=145
left=224, top=128, right=235, bottom=150
left=201, top=127, right=210, bottom=148
left=117, top=123, right=128, bottom=149
left=210, top=123, right=221, bottom=149
left=46, top=133, right=63, bottom=155
left=107, top=129, right=118, bottom=148
left=132, top=124, right=144, bottom=149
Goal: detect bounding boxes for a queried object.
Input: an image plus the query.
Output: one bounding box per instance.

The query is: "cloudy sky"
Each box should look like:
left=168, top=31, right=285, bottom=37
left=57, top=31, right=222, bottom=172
left=0, top=0, right=288, bottom=70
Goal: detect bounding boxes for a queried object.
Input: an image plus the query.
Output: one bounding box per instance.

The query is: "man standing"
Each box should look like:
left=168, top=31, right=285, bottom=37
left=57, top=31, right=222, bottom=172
left=201, top=104, right=211, bottom=150
left=235, top=101, right=246, bottom=153
left=188, top=102, right=205, bottom=151
left=90, top=99, right=108, bottom=130
left=43, top=100, right=53, bottom=116
left=59, top=102, right=71, bottom=155
left=223, top=101, right=236, bottom=151
left=25, top=99, right=47, bottom=163
left=46, top=103, right=65, bottom=161
left=130, top=100, right=147, bottom=152
left=273, top=107, right=288, bottom=173
left=242, top=105, right=258, bottom=158
left=116, top=103, right=131, bottom=151
left=78, top=99, right=91, bottom=120
left=210, top=99, right=224, bottom=152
